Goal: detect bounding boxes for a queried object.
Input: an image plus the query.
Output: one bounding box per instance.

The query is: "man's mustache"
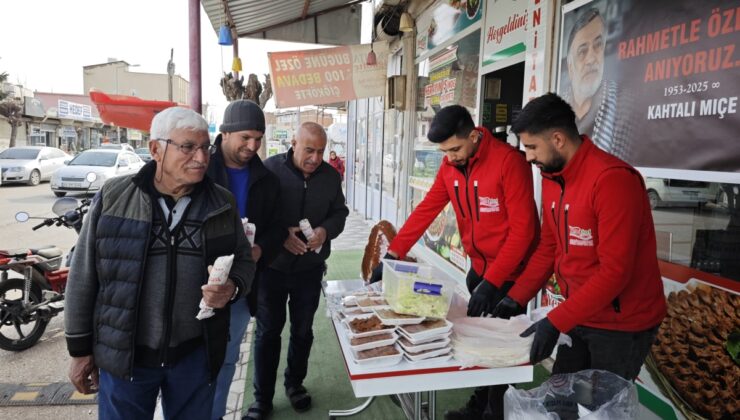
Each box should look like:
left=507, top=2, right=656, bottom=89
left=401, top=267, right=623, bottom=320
left=581, top=64, right=601, bottom=76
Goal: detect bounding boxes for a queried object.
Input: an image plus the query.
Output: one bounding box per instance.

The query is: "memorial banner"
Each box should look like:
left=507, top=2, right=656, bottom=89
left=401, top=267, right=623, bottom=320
left=558, top=0, right=740, bottom=172
left=268, top=43, right=389, bottom=109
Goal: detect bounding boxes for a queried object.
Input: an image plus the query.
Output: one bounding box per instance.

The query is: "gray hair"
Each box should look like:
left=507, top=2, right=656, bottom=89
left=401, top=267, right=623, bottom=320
left=150, top=107, right=208, bottom=140
left=567, top=8, right=604, bottom=55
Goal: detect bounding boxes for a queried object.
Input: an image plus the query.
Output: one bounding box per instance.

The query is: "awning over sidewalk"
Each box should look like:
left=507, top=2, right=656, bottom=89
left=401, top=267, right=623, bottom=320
left=201, top=0, right=362, bottom=45
left=89, top=90, right=180, bottom=132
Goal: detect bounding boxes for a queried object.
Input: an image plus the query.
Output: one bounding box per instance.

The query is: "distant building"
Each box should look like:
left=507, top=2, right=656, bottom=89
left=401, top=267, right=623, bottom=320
left=83, top=60, right=189, bottom=104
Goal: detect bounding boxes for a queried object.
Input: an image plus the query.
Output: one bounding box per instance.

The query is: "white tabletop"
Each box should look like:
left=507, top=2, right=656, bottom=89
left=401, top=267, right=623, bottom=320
left=324, top=280, right=534, bottom=398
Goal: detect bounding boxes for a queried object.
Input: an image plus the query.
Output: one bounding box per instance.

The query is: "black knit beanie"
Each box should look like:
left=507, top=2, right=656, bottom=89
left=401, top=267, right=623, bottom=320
left=219, top=100, right=265, bottom=133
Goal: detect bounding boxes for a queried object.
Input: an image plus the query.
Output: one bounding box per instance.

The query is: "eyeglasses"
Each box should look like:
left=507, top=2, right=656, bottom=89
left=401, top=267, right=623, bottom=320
left=163, top=139, right=217, bottom=156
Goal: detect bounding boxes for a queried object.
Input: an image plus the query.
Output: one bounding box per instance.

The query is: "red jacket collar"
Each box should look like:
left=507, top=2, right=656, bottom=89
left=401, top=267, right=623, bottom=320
left=442, top=126, right=492, bottom=168
left=544, top=135, right=594, bottom=181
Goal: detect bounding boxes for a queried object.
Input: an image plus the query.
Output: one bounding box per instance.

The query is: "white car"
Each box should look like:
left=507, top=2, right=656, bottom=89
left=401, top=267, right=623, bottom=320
left=98, top=143, right=136, bottom=152
left=645, top=178, right=719, bottom=209
left=0, top=146, right=71, bottom=186
left=50, top=149, right=145, bottom=197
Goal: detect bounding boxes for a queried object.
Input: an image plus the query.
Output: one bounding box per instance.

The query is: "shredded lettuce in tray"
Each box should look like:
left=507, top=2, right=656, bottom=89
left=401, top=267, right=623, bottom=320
left=390, top=285, right=449, bottom=318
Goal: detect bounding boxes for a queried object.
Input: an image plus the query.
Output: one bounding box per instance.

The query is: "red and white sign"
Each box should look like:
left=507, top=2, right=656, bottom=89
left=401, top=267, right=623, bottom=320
left=268, top=43, right=389, bottom=108
left=522, top=0, right=554, bottom=104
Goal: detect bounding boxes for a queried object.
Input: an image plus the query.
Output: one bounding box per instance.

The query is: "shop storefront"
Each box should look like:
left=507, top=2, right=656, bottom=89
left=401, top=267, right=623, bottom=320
left=25, top=93, right=111, bottom=152
left=345, top=39, right=406, bottom=226
left=344, top=0, right=739, bottom=418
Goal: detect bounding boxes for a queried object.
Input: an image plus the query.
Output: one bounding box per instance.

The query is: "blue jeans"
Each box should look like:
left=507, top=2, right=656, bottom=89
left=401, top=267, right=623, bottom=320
left=252, top=265, right=324, bottom=404
left=98, top=345, right=214, bottom=420
left=211, top=297, right=251, bottom=420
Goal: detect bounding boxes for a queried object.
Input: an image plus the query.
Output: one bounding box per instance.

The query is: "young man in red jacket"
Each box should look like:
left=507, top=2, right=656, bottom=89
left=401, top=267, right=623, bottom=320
left=493, top=93, right=666, bottom=380
left=371, top=105, right=537, bottom=420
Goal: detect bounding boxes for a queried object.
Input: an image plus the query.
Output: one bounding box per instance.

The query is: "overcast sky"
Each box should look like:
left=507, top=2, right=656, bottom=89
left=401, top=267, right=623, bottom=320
left=0, top=0, right=350, bottom=124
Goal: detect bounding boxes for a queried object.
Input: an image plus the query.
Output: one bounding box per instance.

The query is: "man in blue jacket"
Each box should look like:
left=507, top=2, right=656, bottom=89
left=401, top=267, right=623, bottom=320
left=207, top=100, right=284, bottom=420
left=245, top=121, right=348, bottom=419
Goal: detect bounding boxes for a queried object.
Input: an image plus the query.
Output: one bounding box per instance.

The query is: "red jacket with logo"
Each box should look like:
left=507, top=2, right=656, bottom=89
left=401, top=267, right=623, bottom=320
left=508, top=137, right=666, bottom=333
left=389, top=127, right=537, bottom=287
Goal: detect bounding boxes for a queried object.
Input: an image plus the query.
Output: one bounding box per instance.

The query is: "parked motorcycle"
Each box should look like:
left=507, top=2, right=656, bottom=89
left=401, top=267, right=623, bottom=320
left=0, top=174, right=94, bottom=351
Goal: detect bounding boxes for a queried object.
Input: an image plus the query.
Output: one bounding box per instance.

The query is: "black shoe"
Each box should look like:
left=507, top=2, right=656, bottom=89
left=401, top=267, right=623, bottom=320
left=444, top=393, right=484, bottom=420
left=286, top=385, right=311, bottom=412
left=243, top=401, right=272, bottom=420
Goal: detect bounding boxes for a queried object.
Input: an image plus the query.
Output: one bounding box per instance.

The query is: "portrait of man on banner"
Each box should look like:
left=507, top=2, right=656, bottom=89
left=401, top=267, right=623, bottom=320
left=558, top=0, right=740, bottom=173
left=558, top=0, right=633, bottom=161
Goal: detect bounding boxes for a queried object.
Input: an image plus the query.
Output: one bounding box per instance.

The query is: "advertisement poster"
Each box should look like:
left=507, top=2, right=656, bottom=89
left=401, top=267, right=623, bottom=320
left=268, top=43, right=389, bottom=108
left=422, top=31, right=481, bottom=111
left=557, top=0, right=740, bottom=172
left=422, top=203, right=469, bottom=271
left=540, top=275, right=565, bottom=307
left=409, top=152, right=468, bottom=271
left=416, top=0, right=483, bottom=57
left=481, top=0, right=528, bottom=70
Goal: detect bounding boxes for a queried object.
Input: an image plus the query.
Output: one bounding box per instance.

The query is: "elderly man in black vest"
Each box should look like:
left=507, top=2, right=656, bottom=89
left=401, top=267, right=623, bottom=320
left=65, top=106, right=255, bottom=420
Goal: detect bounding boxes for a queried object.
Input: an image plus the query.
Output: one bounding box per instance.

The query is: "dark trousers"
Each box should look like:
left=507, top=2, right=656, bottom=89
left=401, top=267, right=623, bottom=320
left=98, top=345, right=214, bottom=420
left=552, top=325, right=659, bottom=381
left=465, top=269, right=518, bottom=420
left=253, top=265, right=324, bottom=404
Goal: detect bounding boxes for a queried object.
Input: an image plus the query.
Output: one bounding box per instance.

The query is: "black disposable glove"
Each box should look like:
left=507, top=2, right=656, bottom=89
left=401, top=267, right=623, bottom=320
left=466, top=280, right=501, bottom=317
left=369, top=253, right=397, bottom=283
left=520, top=317, right=560, bottom=365
left=490, top=296, right=524, bottom=319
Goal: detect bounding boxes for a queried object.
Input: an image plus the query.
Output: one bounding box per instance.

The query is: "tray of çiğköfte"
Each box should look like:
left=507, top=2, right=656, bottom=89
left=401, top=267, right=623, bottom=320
left=646, top=279, right=739, bottom=420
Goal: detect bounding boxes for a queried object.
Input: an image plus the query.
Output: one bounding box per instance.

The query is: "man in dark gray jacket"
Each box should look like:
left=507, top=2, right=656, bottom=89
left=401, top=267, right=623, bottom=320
left=246, top=122, right=348, bottom=419
left=65, top=107, right=255, bottom=420
left=207, top=100, right=285, bottom=420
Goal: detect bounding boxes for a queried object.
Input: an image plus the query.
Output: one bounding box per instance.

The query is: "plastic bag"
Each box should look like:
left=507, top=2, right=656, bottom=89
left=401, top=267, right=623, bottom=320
left=504, top=369, right=639, bottom=420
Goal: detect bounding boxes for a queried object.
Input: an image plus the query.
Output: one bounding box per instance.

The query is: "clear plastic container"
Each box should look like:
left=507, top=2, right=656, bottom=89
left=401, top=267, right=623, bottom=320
left=382, top=259, right=453, bottom=319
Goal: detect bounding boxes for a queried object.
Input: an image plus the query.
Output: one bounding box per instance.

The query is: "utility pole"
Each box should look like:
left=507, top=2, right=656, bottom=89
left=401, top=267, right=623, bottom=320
left=188, top=0, right=202, bottom=113
left=167, top=48, right=175, bottom=102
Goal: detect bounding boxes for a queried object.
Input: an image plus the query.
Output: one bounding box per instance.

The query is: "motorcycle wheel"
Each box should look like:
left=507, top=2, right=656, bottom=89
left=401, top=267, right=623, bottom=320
left=0, top=278, right=49, bottom=351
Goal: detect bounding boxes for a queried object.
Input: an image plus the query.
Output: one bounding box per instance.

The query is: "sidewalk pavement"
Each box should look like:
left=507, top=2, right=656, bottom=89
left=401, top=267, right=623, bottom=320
left=201, top=211, right=374, bottom=420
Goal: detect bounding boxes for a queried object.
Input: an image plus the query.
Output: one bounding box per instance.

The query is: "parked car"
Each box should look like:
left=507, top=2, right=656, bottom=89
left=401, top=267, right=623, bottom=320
left=98, top=143, right=136, bottom=152
left=50, top=149, right=145, bottom=197
left=0, top=146, right=71, bottom=186
left=135, top=147, right=152, bottom=162
left=645, top=177, right=719, bottom=209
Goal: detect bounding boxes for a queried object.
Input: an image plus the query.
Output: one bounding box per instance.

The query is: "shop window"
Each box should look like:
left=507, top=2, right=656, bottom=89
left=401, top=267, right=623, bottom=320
left=29, top=135, right=48, bottom=146
left=408, top=30, right=481, bottom=271
left=354, top=117, right=367, bottom=185
left=648, top=177, right=740, bottom=282
left=382, top=109, right=403, bottom=197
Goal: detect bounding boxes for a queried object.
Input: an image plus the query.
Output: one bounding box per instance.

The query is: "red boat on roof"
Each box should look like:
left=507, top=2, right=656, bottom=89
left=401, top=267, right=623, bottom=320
left=88, top=90, right=184, bottom=132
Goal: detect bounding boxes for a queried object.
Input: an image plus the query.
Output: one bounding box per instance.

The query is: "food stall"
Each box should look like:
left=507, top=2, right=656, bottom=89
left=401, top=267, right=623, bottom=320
left=322, top=258, right=535, bottom=419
